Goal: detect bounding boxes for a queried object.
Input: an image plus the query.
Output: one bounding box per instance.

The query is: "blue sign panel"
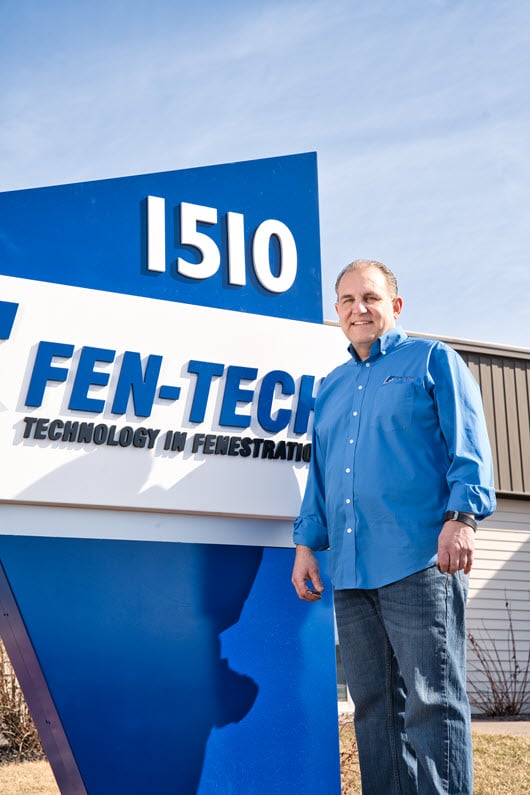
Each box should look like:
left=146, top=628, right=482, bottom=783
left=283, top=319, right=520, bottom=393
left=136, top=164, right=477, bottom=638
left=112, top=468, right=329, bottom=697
left=0, top=535, right=340, bottom=795
left=0, top=152, right=322, bottom=323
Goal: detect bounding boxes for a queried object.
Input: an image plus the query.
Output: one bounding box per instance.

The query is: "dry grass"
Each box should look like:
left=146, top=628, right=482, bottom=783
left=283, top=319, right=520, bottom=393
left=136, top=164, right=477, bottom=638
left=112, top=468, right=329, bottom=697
left=0, top=723, right=527, bottom=794
left=339, top=715, right=530, bottom=795
left=339, top=716, right=362, bottom=795
left=0, top=759, right=59, bottom=794
left=473, top=733, right=530, bottom=795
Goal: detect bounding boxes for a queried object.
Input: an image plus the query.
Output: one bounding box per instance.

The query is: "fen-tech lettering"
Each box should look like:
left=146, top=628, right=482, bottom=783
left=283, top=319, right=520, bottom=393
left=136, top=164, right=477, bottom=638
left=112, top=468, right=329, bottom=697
left=24, top=341, right=320, bottom=435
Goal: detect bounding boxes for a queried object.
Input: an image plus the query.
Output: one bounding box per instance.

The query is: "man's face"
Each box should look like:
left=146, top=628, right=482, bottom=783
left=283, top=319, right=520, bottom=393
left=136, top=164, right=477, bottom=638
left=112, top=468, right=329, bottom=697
left=335, top=266, right=403, bottom=359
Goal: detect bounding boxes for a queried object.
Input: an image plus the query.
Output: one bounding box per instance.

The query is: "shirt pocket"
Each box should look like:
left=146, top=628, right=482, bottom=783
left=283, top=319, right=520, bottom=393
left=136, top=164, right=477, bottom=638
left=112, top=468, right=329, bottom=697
left=367, top=379, right=416, bottom=431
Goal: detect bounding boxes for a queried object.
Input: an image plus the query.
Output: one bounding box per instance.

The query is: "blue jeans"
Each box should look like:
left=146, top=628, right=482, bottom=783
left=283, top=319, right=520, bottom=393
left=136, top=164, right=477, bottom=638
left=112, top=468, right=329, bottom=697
left=334, top=565, right=472, bottom=794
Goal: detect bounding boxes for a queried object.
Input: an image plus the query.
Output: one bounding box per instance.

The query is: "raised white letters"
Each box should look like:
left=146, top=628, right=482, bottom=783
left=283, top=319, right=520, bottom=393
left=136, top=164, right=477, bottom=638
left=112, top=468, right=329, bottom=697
left=146, top=198, right=298, bottom=294
left=146, top=196, right=166, bottom=273
left=252, top=219, right=297, bottom=294
left=177, top=202, right=220, bottom=280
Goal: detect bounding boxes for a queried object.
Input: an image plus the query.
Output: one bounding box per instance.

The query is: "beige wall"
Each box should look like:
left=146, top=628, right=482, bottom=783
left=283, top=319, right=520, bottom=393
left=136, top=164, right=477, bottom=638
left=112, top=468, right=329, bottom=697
left=467, top=498, right=530, bottom=715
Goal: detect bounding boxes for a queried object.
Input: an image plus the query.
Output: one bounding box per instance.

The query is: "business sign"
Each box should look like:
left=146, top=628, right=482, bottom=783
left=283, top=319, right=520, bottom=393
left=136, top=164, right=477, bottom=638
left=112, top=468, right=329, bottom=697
left=0, top=154, right=344, bottom=795
left=0, top=152, right=322, bottom=321
left=0, top=153, right=346, bottom=519
left=0, top=276, right=345, bottom=518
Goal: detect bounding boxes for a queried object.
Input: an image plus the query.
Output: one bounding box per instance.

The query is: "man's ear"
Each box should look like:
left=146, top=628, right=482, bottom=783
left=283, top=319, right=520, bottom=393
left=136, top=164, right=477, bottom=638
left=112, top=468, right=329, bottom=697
left=393, top=296, right=403, bottom=318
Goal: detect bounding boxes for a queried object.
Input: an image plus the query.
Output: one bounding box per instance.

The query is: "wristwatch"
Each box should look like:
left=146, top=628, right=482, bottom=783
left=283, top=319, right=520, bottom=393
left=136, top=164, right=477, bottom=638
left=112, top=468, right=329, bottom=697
left=443, top=510, right=477, bottom=533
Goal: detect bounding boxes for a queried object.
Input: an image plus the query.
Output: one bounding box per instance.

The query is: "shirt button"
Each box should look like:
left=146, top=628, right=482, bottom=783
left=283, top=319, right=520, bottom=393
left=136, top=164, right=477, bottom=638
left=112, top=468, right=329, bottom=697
left=382, top=350, right=386, bottom=355
left=349, top=439, right=354, bottom=444
left=352, top=411, right=358, bottom=417
left=346, top=528, right=352, bottom=534
left=345, top=498, right=351, bottom=504
left=365, top=362, right=371, bottom=367
left=345, top=467, right=351, bottom=473
left=358, top=385, right=363, bottom=390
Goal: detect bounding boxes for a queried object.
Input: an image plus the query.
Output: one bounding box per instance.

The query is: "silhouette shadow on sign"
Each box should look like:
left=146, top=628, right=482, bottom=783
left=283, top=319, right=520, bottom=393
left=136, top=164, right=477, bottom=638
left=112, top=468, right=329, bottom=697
left=0, top=533, right=263, bottom=795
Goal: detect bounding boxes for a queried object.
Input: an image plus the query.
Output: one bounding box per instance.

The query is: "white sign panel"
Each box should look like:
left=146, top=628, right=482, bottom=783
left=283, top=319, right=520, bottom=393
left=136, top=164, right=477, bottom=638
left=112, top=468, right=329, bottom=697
left=1, top=275, right=347, bottom=519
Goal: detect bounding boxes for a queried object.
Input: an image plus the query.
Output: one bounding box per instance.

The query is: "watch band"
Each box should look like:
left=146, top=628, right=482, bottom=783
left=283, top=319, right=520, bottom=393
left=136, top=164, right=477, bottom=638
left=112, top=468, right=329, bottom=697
left=443, top=510, right=477, bottom=533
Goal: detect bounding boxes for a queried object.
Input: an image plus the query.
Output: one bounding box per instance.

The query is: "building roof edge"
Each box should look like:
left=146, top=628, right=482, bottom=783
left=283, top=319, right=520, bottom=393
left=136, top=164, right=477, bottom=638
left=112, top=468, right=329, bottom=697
left=322, top=321, right=530, bottom=359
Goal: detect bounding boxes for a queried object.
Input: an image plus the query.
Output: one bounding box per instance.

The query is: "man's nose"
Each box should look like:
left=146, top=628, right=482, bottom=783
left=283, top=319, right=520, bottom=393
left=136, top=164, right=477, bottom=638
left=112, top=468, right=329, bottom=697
left=354, top=301, right=368, bottom=313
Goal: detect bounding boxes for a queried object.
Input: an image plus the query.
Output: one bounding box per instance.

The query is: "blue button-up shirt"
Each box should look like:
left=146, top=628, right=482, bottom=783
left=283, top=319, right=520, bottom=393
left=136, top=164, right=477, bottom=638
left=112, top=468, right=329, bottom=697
left=293, top=326, right=496, bottom=589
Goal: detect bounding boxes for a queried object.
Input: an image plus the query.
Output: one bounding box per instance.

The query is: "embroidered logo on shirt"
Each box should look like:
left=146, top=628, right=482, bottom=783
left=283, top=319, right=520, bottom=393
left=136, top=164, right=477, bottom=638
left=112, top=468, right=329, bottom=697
left=383, top=375, right=414, bottom=384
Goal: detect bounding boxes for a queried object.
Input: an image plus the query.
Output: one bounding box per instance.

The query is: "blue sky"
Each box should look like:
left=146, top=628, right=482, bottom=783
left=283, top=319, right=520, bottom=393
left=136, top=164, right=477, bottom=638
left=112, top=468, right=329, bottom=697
left=1, top=0, right=529, bottom=347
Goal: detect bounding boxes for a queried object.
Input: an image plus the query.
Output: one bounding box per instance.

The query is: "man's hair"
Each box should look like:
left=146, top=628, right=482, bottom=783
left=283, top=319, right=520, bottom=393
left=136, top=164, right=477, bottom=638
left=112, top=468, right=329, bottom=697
left=335, top=259, right=399, bottom=299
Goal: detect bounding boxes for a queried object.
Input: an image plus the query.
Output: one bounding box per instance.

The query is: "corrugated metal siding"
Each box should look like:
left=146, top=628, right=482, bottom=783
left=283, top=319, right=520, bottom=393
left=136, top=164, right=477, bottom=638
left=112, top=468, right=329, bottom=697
left=467, top=499, right=530, bottom=715
left=451, top=347, right=530, bottom=498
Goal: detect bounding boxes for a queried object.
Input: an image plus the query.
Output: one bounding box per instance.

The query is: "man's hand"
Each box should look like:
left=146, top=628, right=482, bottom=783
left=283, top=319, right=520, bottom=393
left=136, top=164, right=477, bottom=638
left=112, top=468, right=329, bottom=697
left=291, top=545, right=324, bottom=601
left=437, top=520, right=475, bottom=574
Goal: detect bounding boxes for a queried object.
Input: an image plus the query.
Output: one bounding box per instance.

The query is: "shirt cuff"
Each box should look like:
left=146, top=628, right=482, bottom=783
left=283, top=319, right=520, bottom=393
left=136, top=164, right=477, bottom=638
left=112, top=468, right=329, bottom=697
left=293, top=515, right=329, bottom=551
left=446, top=484, right=497, bottom=521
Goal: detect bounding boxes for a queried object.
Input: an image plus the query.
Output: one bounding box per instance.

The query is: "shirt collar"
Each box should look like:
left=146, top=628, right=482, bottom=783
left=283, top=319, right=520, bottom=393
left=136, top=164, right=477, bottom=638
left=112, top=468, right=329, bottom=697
left=348, top=326, right=408, bottom=363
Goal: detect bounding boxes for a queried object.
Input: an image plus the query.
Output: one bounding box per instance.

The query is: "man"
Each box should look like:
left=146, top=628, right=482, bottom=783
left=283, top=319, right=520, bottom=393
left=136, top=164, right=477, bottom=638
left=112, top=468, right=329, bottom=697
left=291, top=260, right=496, bottom=794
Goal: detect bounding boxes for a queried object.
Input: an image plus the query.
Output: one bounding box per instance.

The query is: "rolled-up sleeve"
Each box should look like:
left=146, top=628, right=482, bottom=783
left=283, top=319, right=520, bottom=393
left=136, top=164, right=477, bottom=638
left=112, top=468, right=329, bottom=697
left=293, top=429, right=330, bottom=550
left=430, top=343, right=496, bottom=521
